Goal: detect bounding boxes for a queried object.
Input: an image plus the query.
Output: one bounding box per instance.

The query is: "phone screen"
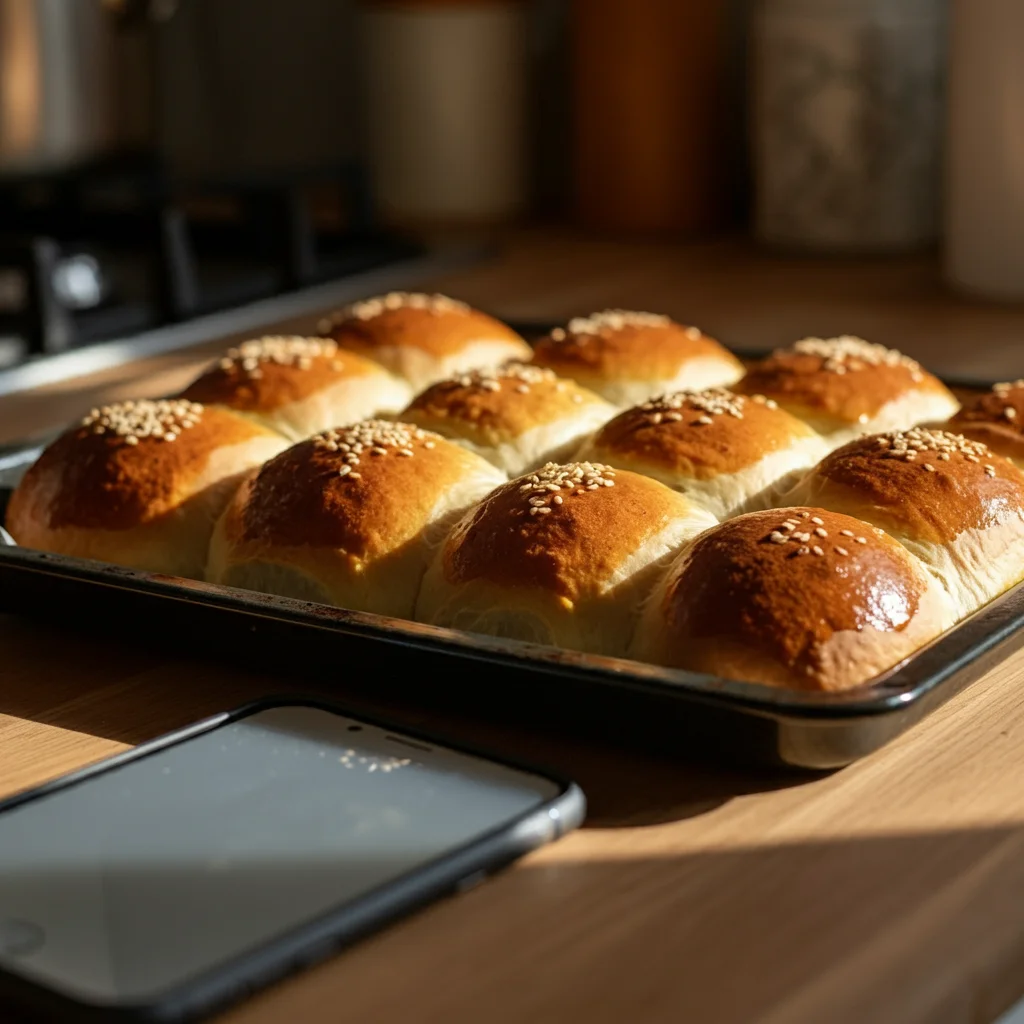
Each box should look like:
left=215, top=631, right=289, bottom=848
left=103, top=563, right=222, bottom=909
left=0, top=706, right=560, bottom=1004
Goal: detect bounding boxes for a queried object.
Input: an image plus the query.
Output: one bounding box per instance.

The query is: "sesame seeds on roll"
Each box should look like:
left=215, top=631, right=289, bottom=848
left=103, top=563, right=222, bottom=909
left=402, top=362, right=616, bottom=476
left=317, top=291, right=532, bottom=393
left=181, top=335, right=412, bottom=442
left=782, top=427, right=1024, bottom=620
left=577, top=387, right=829, bottom=519
left=631, top=507, right=952, bottom=692
left=736, top=336, right=960, bottom=449
left=531, top=310, right=744, bottom=408
left=948, top=379, right=1024, bottom=469
left=416, top=461, right=718, bottom=657
left=5, top=399, right=288, bottom=579
left=207, top=420, right=506, bottom=619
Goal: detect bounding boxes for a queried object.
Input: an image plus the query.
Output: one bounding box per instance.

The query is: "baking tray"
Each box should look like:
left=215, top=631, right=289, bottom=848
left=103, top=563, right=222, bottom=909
left=2, top=440, right=1024, bottom=771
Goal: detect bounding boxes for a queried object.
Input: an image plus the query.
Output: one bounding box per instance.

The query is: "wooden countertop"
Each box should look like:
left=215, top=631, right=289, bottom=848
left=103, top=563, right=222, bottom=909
left=3, top=229, right=1024, bottom=1024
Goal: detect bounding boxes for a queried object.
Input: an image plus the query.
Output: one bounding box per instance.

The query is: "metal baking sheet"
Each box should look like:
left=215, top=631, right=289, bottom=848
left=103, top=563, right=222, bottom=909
left=2, top=449, right=1023, bottom=770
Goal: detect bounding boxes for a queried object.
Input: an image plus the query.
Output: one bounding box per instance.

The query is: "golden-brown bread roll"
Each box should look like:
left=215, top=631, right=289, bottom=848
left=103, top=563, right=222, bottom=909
left=781, top=428, right=1024, bottom=619
left=181, top=336, right=411, bottom=441
left=401, top=363, right=616, bottom=477
left=415, top=461, right=718, bottom=657
left=5, top=399, right=288, bottom=578
left=631, top=507, right=953, bottom=691
left=207, top=420, right=505, bottom=618
left=576, top=388, right=829, bottom=519
left=736, top=336, right=959, bottom=449
left=317, top=292, right=532, bottom=393
left=531, top=310, right=744, bottom=407
left=947, top=379, right=1024, bottom=468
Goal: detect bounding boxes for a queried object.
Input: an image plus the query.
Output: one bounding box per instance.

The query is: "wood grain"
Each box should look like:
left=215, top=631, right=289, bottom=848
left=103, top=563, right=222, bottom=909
left=2, top=230, right=1024, bottom=1023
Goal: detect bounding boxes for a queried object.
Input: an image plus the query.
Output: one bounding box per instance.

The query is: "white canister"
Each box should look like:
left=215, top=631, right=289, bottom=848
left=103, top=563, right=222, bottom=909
left=944, top=0, right=1024, bottom=301
left=363, top=0, right=528, bottom=227
left=751, top=0, right=946, bottom=253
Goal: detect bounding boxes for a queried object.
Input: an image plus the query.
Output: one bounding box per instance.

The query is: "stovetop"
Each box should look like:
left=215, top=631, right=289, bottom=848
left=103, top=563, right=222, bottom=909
left=0, top=155, right=478, bottom=394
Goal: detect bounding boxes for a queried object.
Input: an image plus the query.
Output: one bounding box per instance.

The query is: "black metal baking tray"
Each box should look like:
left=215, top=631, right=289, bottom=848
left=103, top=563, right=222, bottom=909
left=2, top=444, right=1023, bottom=771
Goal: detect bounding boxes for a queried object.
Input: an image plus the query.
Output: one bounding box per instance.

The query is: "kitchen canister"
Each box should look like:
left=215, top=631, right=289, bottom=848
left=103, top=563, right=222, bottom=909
left=362, top=0, right=528, bottom=228
left=945, top=0, right=1024, bottom=301
left=570, top=0, right=730, bottom=235
left=751, top=0, right=946, bottom=253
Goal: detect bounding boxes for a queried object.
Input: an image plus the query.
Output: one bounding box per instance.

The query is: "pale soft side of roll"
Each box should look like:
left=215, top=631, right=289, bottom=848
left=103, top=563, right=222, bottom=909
left=736, top=336, right=960, bottom=450
left=318, top=292, right=532, bottom=393
left=207, top=420, right=506, bottom=620
left=947, top=379, right=1024, bottom=469
left=5, top=399, right=289, bottom=579
left=181, top=336, right=412, bottom=442
left=416, top=461, right=719, bottom=658
left=402, top=363, right=616, bottom=477
left=781, top=428, right=1024, bottom=621
left=576, top=388, right=829, bottom=520
left=531, top=310, right=744, bottom=407
left=631, top=507, right=953, bottom=692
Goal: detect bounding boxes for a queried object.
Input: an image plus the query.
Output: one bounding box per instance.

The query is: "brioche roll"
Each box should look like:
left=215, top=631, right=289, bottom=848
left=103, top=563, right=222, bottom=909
left=782, top=428, right=1024, bottom=619
left=5, top=399, right=287, bottom=578
left=416, top=462, right=718, bottom=657
left=318, top=292, right=531, bottom=393
left=402, top=363, right=616, bottom=477
left=632, top=508, right=952, bottom=691
left=181, top=336, right=411, bottom=441
left=207, top=420, right=505, bottom=618
left=577, top=388, right=828, bottom=519
left=948, top=379, right=1024, bottom=468
left=737, top=336, right=959, bottom=449
left=531, top=310, right=744, bottom=407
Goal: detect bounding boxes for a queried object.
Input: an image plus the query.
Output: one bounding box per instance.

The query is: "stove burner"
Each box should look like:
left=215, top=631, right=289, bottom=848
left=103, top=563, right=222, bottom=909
left=0, top=156, right=422, bottom=364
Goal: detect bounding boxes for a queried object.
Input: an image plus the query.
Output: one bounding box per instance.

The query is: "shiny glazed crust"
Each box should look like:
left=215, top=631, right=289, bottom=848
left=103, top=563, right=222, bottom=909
left=206, top=421, right=506, bottom=618
left=317, top=292, right=531, bottom=391
left=948, top=380, right=1024, bottom=467
left=5, top=400, right=287, bottom=577
left=181, top=337, right=411, bottom=439
left=578, top=390, right=829, bottom=518
left=416, top=462, right=718, bottom=657
left=736, top=336, right=959, bottom=439
left=781, top=428, right=1024, bottom=619
left=402, top=364, right=616, bottom=475
left=631, top=507, right=951, bottom=691
left=531, top=311, right=743, bottom=405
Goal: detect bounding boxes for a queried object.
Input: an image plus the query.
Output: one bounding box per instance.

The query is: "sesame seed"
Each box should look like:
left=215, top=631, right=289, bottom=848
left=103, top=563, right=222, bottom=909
left=790, top=336, right=923, bottom=377
left=810, top=516, right=824, bottom=525
left=796, top=546, right=810, bottom=556
left=695, top=415, right=713, bottom=426
left=769, top=532, right=787, bottom=544
left=839, top=529, right=854, bottom=537
left=557, top=310, right=670, bottom=339
left=855, top=537, right=867, bottom=544
left=79, top=399, right=206, bottom=445
left=814, top=527, right=828, bottom=537
left=319, top=292, right=469, bottom=329
left=835, top=546, right=849, bottom=556
left=811, top=545, right=824, bottom=556
left=515, top=461, right=618, bottom=514
left=923, top=463, right=935, bottom=472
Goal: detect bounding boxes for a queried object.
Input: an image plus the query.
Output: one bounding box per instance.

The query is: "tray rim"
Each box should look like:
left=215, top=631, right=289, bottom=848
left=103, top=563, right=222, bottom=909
left=2, top=538, right=1022, bottom=728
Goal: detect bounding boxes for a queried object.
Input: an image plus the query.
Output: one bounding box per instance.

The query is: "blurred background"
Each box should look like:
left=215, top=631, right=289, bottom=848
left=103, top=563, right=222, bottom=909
left=0, top=0, right=1019, bottom=376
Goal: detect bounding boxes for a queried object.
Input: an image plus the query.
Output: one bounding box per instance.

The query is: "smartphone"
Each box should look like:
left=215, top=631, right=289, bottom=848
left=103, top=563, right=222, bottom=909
left=0, top=699, right=584, bottom=1022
